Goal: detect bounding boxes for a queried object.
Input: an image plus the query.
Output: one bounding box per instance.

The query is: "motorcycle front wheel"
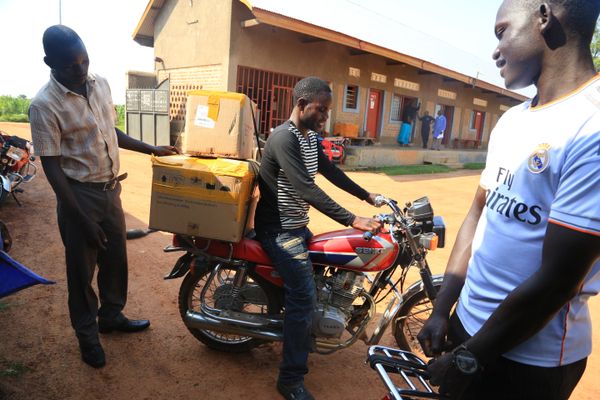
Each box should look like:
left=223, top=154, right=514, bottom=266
left=0, top=186, right=8, bottom=204
left=178, top=262, right=281, bottom=353
left=393, top=282, right=442, bottom=359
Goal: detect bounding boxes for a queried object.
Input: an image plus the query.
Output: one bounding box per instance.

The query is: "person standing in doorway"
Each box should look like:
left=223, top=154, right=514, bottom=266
left=418, top=110, right=435, bottom=149
left=29, top=25, right=178, bottom=368
left=398, top=99, right=421, bottom=146
left=418, top=0, right=600, bottom=398
left=254, top=77, right=382, bottom=400
left=432, top=109, right=446, bottom=150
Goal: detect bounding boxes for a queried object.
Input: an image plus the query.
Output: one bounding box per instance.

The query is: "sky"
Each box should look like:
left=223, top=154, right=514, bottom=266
left=0, top=0, right=529, bottom=104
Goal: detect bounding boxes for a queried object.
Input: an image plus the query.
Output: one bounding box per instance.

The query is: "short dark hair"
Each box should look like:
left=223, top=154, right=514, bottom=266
left=43, top=25, right=83, bottom=59
left=293, top=77, right=331, bottom=103
left=520, top=0, right=600, bottom=42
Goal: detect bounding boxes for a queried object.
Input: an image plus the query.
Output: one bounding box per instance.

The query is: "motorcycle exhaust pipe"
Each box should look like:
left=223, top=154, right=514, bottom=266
left=183, top=310, right=284, bottom=342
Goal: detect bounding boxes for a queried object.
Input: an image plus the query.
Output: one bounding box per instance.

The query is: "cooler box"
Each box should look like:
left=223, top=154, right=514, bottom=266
left=149, top=155, right=257, bottom=242
left=182, top=90, right=257, bottom=159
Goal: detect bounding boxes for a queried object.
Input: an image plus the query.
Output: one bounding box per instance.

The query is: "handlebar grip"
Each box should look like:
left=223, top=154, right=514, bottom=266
left=374, top=195, right=386, bottom=207
left=363, top=231, right=373, bottom=241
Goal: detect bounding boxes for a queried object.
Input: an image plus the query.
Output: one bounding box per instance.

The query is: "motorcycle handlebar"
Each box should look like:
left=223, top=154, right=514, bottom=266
left=363, top=196, right=403, bottom=241
left=374, top=195, right=402, bottom=214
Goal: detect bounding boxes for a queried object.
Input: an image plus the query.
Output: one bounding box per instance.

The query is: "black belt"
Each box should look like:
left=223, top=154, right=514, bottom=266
left=68, top=173, right=128, bottom=191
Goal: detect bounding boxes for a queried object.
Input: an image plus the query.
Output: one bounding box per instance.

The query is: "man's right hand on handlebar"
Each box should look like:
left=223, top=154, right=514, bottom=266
left=352, top=216, right=382, bottom=234
left=366, top=193, right=384, bottom=207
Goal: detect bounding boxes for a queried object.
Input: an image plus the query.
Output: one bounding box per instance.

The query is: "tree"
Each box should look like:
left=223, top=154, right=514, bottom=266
left=593, top=23, right=600, bottom=72
left=0, top=95, right=30, bottom=122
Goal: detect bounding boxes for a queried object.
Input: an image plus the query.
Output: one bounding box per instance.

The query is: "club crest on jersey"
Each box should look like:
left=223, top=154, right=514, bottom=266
left=528, top=143, right=551, bottom=174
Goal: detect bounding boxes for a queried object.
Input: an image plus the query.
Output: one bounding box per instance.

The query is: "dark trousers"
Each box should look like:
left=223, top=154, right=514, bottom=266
left=448, top=313, right=587, bottom=400
left=421, top=130, right=430, bottom=149
left=257, top=227, right=315, bottom=385
left=57, top=182, right=128, bottom=345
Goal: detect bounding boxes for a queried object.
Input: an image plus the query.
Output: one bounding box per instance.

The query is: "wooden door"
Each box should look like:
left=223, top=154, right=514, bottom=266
left=474, top=111, right=485, bottom=140
left=366, top=89, right=382, bottom=138
left=441, top=105, right=454, bottom=145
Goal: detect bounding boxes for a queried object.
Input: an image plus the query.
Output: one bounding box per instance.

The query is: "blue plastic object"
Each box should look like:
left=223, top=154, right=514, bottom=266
left=0, top=251, right=54, bottom=298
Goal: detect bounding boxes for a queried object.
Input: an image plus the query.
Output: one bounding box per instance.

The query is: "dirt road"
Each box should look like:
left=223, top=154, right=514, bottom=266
left=0, top=122, right=598, bottom=399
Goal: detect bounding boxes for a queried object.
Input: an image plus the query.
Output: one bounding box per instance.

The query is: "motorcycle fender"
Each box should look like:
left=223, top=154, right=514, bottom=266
left=401, top=274, right=444, bottom=305
left=164, top=252, right=194, bottom=280
left=0, top=175, right=10, bottom=192
left=390, top=273, right=444, bottom=337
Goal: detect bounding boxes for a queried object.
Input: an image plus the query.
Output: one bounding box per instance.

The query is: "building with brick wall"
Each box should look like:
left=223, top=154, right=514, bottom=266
left=131, top=0, right=526, bottom=149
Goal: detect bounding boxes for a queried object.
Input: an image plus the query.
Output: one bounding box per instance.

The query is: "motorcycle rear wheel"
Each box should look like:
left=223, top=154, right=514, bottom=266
left=178, top=263, right=280, bottom=353
left=393, top=282, right=442, bottom=359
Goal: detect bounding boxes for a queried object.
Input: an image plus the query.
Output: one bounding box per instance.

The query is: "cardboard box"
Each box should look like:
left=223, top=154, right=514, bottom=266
left=182, top=90, right=257, bottom=159
left=149, top=155, right=258, bottom=242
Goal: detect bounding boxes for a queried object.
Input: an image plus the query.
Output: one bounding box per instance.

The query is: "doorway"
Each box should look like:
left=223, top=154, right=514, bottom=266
left=366, top=89, right=383, bottom=138
left=470, top=110, right=486, bottom=141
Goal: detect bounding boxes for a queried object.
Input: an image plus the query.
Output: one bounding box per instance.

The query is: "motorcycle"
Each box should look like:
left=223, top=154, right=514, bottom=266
left=164, top=195, right=445, bottom=355
left=0, top=132, right=37, bottom=206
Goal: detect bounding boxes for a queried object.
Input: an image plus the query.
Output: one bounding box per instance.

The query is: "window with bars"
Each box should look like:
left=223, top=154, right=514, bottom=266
left=390, top=94, right=403, bottom=123
left=343, top=85, right=360, bottom=113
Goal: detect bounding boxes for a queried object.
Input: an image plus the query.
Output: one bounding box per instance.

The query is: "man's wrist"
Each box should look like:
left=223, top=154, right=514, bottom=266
left=452, top=343, right=482, bottom=375
left=462, top=339, right=491, bottom=368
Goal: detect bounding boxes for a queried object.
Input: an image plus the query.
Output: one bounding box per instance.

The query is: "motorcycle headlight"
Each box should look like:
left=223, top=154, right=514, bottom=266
left=6, top=146, right=24, bottom=162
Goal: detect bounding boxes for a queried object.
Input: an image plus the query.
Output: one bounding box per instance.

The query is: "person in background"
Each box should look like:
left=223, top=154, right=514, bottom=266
left=29, top=25, right=178, bottom=369
left=418, top=0, right=600, bottom=398
left=398, top=99, right=421, bottom=146
left=431, top=109, right=446, bottom=150
left=418, top=110, right=435, bottom=149
left=254, top=76, right=382, bottom=400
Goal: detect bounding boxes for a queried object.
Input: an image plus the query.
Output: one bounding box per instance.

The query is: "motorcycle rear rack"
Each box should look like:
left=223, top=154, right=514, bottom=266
left=367, top=345, right=447, bottom=400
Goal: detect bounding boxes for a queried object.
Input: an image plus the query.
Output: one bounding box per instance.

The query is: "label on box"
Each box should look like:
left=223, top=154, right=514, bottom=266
left=194, top=105, right=216, bottom=128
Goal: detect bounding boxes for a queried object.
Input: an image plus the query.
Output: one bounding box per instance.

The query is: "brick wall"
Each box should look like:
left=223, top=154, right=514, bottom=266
left=158, top=64, right=224, bottom=121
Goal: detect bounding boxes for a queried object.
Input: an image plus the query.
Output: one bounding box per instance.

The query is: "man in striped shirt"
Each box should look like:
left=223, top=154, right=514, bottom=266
left=29, top=25, right=177, bottom=369
left=255, top=77, right=381, bottom=400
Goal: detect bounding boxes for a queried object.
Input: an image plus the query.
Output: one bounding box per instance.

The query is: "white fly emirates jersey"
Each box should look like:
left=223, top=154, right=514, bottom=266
left=457, top=75, right=600, bottom=367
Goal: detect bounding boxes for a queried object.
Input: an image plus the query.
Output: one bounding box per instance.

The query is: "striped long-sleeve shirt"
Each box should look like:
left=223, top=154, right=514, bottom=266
left=254, top=120, right=369, bottom=231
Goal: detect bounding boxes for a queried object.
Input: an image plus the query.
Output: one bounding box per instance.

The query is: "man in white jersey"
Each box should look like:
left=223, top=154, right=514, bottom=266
left=418, top=1, right=600, bottom=399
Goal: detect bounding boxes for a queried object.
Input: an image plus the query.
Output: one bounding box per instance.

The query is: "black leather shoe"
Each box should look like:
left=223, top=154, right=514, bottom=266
left=98, top=317, right=150, bottom=333
left=79, top=342, right=106, bottom=368
left=276, top=381, right=315, bottom=400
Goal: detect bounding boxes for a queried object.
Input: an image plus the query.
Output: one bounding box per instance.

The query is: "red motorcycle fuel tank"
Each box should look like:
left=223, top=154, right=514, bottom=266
left=308, top=228, right=399, bottom=272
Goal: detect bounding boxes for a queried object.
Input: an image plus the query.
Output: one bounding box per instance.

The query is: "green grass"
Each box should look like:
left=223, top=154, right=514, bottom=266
left=462, top=162, right=486, bottom=170
left=368, top=164, right=454, bottom=176
left=0, top=358, right=29, bottom=377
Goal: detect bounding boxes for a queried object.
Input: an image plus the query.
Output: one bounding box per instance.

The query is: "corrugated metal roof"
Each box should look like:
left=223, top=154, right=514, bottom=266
left=133, top=0, right=526, bottom=100
left=248, top=0, right=520, bottom=99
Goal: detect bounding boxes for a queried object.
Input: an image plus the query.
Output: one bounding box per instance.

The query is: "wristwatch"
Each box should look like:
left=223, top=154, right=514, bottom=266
left=452, top=344, right=480, bottom=375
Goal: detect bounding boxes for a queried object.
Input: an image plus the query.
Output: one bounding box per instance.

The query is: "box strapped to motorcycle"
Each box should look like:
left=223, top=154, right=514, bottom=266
left=367, top=345, right=448, bottom=400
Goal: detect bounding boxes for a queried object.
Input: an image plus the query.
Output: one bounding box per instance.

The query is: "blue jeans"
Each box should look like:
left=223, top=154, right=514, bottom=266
left=256, top=227, right=315, bottom=385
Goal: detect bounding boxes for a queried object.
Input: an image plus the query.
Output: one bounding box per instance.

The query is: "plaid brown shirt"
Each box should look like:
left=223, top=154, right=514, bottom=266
left=29, top=73, right=119, bottom=182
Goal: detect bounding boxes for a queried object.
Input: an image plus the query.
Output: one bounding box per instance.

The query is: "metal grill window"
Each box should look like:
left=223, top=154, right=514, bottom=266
left=236, top=65, right=302, bottom=137
left=390, top=94, right=403, bottom=122
left=344, top=85, right=359, bottom=112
